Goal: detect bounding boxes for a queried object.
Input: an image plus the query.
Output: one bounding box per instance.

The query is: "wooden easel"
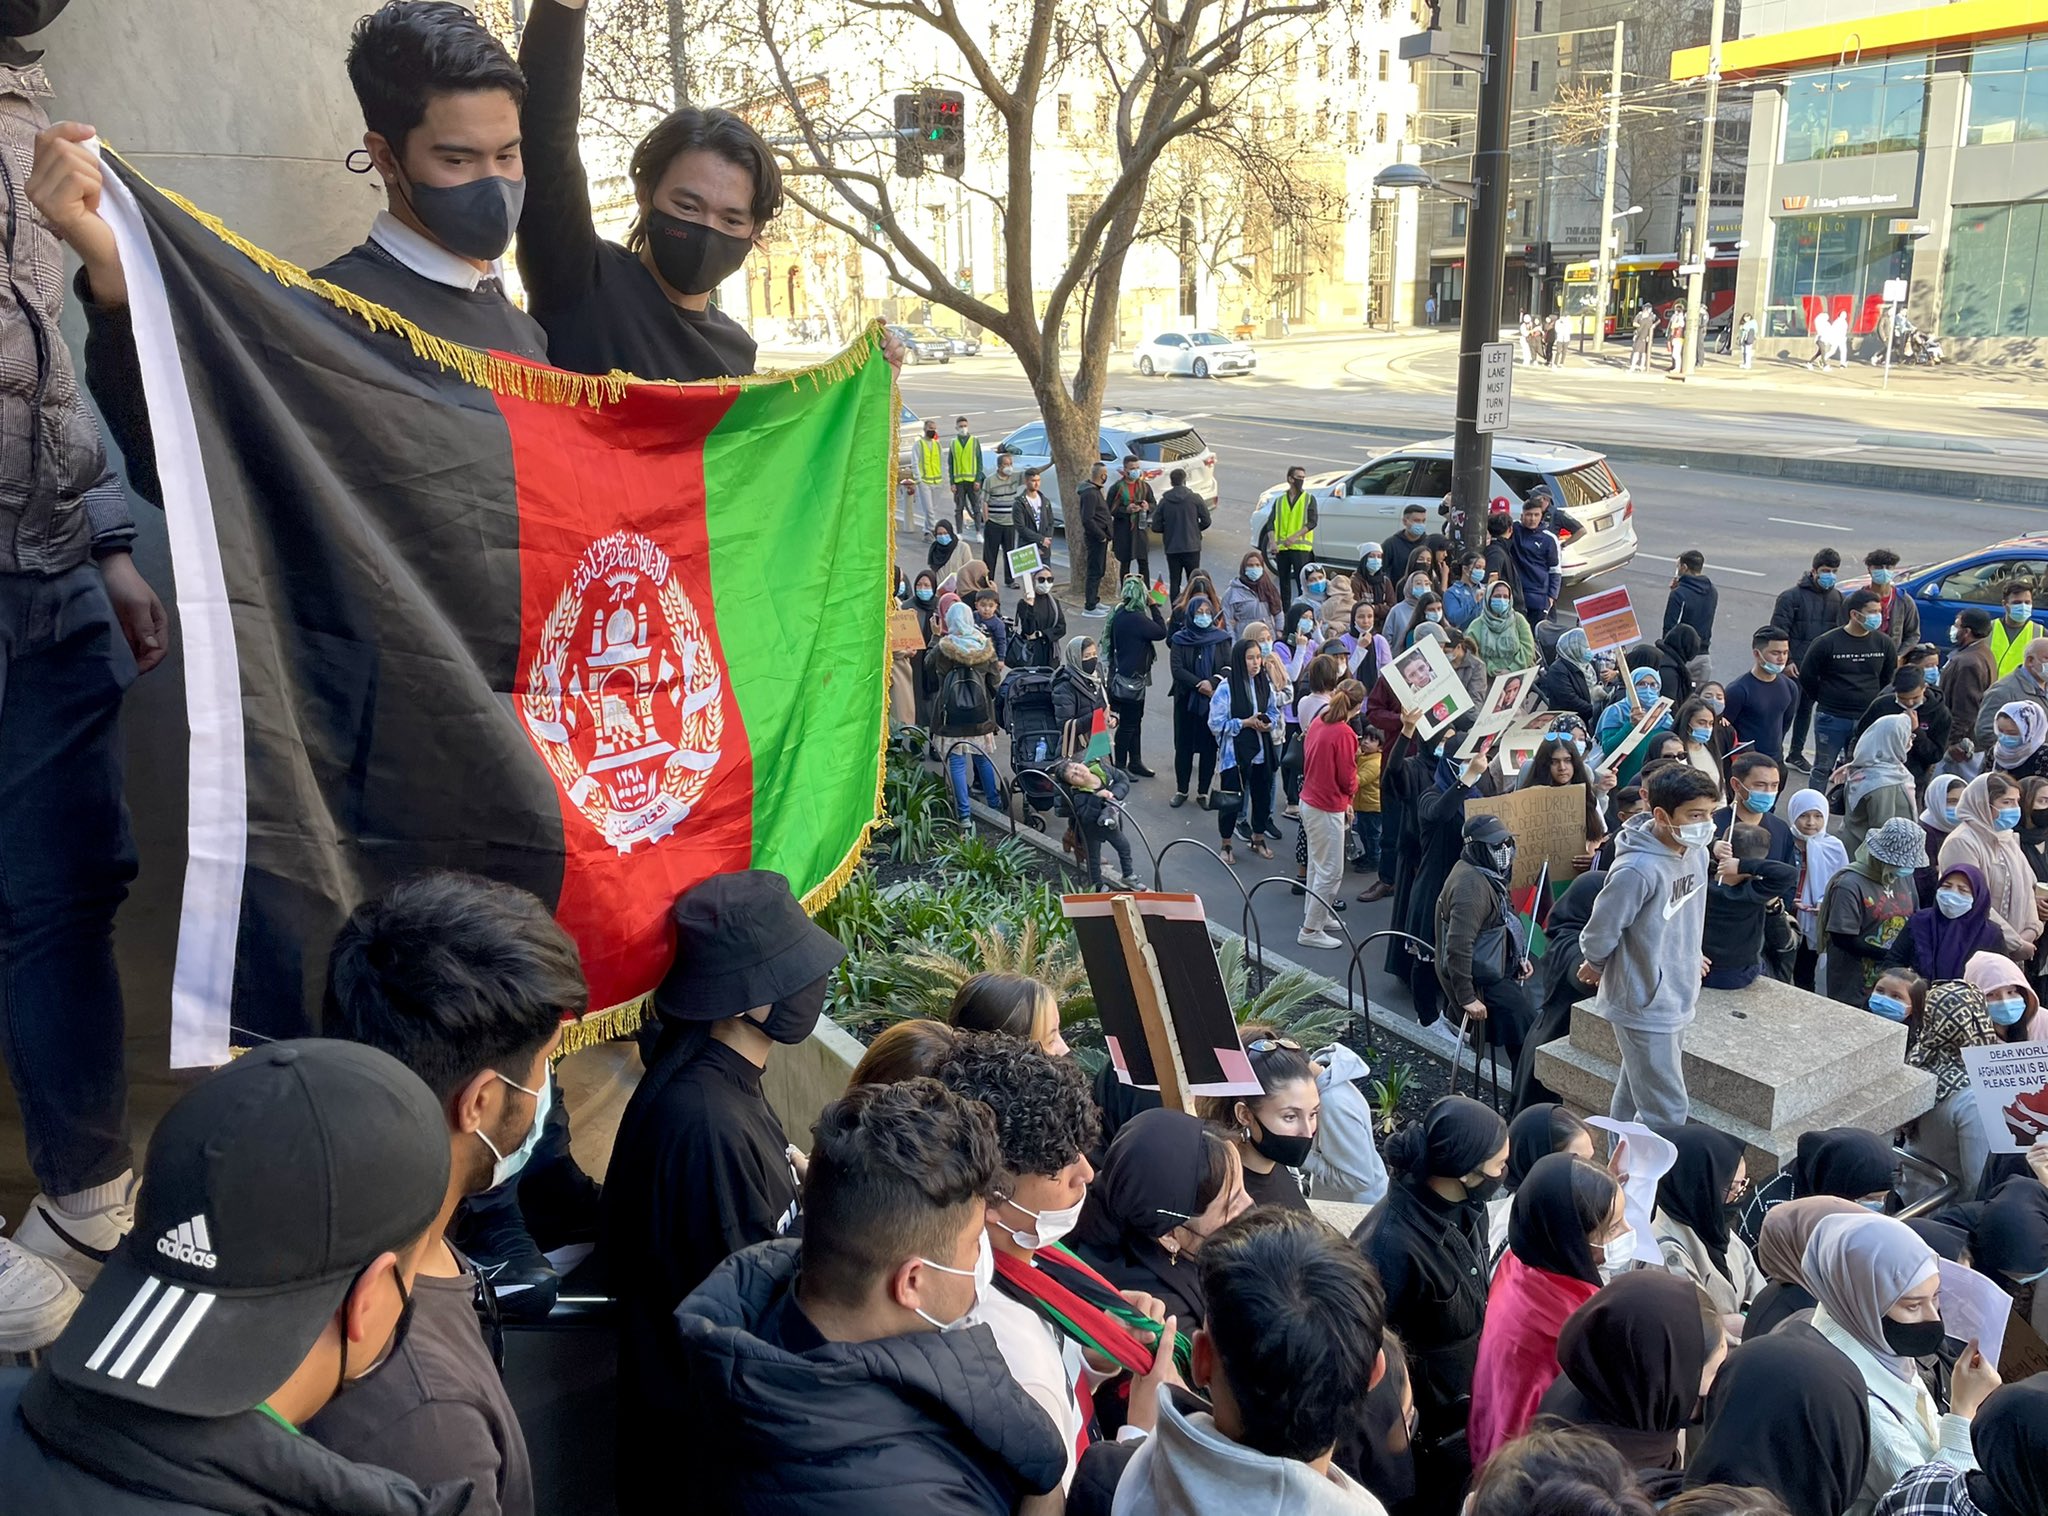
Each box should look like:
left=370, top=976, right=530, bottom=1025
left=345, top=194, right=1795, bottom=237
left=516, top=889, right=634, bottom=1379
left=1109, top=893, right=1196, bottom=1115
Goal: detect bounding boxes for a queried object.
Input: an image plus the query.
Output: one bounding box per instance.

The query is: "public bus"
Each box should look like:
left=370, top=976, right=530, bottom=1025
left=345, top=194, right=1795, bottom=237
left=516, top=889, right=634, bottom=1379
left=1562, top=252, right=1738, bottom=338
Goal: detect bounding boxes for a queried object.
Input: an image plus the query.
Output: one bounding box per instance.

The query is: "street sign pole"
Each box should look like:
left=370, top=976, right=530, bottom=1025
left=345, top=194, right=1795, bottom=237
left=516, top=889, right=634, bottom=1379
left=1681, top=0, right=1726, bottom=378
left=1449, top=0, right=1518, bottom=556
left=1592, top=21, right=1623, bottom=355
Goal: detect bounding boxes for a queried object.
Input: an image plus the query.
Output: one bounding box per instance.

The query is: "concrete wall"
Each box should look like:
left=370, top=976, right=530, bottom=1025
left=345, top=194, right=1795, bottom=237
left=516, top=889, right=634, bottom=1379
left=761, top=1020, right=863, bottom=1146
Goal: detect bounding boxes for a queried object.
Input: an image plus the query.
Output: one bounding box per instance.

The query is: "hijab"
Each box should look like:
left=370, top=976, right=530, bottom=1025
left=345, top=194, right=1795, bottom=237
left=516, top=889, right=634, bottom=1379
left=1955, top=773, right=2036, bottom=927
left=1383, top=1095, right=1507, bottom=1184
left=1662, top=624, right=1703, bottom=666
left=1945, top=1178, right=2048, bottom=1281
left=1684, top=1329, right=1872, bottom=1516
left=1963, top=948, right=2042, bottom=1032
left=1117, top=575, right=1151, bottom=615
left=1756, top=1196, right=1865, bottom=1285
left=1968, top=1373, right=2048, bottom=1516
left=1907, top=861, right=2003, bottom=981
left=1790, top=1126, right=1895, bottom=1203
left=1922, top=772, right=1963, bottom=833
left=1846, top=713, right=1914, bottom=811
left=1993, top=699, right=2048, bottom=770
left=939, top=599, right=990, bottom=658
left=1507, top=1152, right=1610, bottom=1287
left=1556, top=626, right=1595, bottom=674
left=1223, top=636, right=1272, bottom=722
left=1061, top=631, right=1103, bottom=692
left=1803, top=1211, right=1939, bottom=1380
left=1070, top=1109, right=1218, bottom=1312
left=1908, top=980, right=2000, bottom=1101
left=1170, top=595, right=1229, bottom=651
left=1505, top=1104, right=1586, bottom=1190
left=1547, top=1271, right=1708, bottom=1471
left=1906, top=1217, right=1972, bottom=1262
left=1653, top=1124, right=1746, bottom=1282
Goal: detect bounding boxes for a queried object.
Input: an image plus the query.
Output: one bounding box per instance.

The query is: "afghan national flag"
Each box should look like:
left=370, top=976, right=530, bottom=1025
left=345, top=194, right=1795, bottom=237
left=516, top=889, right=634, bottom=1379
left=98, top=153, right=894, bottom=1067
left=1512, top=863, right=1557, bottom=959
left=1083, top=709, right=1113, bottom=763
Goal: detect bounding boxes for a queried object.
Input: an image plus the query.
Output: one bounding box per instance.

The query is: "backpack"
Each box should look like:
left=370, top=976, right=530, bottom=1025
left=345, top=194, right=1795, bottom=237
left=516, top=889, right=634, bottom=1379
left=938, top=664, right=994, bottom=732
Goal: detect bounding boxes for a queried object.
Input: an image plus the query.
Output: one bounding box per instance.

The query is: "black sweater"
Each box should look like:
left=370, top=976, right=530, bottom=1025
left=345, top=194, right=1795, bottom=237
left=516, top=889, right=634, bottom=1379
left=515, top=0, right=757, bottom=382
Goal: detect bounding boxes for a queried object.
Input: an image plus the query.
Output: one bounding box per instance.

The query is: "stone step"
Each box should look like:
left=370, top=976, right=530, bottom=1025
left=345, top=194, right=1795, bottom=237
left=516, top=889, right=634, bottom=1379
left=1567, top=979, right=1911, bottom=1130
left=1535, top=1036, right=1936, bottom=1180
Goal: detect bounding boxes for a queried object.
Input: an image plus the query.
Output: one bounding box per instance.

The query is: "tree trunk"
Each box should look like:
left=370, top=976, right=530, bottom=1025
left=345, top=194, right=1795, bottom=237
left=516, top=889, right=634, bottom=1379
left=1036, top=378, right=1102, bottom=603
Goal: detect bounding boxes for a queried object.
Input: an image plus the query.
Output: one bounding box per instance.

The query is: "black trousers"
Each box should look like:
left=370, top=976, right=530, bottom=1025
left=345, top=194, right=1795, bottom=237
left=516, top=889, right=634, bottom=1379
left=953, top=479, right=981, bottom=527
left=1111, top=695, right=1146, bottom=768
left=1173, top=699, right=1217, bottom=796
left=1167, top=550, right=1201, bottom=600
left=1275, top=548, right=1313, bottom=608
left=1113, top=524, right=1150, bottom=585
left=1084, top=536, right=1109, bottom=609
left=984, top=521, right=1016, bottom=583
left=1217, top=744, right=1274, bottom=840
left=1789, top=686, right=1817, bottom=760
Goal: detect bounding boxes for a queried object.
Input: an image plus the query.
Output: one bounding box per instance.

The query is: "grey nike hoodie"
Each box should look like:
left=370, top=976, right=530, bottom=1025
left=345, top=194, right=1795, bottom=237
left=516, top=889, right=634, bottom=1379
left=1576, top=813, right=1708, bottom=1034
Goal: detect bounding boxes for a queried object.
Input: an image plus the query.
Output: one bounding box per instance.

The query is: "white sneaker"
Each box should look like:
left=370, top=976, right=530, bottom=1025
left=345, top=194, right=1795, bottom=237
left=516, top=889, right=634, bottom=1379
left=11, top=1175, right=137, bottom=1291
left=0, top=1228, right=82, bottom=1356
left=1297, top=928, right=1344, bottom=951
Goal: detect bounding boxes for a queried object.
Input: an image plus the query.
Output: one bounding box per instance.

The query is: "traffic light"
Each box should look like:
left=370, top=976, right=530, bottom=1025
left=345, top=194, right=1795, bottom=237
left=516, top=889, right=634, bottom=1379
left=891, top=88, right=967, bottom=180
left=892, top=94, right=923, bottom=179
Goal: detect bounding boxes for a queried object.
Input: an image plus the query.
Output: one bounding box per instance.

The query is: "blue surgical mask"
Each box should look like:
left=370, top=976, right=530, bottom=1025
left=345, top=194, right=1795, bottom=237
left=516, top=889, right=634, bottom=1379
left=1816, top=571, right=1837, bottom=590
left=1689, top=726, right=1713, bottom=744
left=1999, top=734, right=2024, bottom=752
left=1410, top=582, right=1428, bottom=600
left=1406, top=520, right=1425, bottom=537
left=1300, top=616, right=1316, bottom=634
left=1245, top=564, right=1264, bottom=581
left=1308, top=581, right=1329, bottom=598
left=1489, top=598, right=1511, bottom=616
left=1745, top=789, right=1777, bottom=814
left=1762, top=660, right=1786, bottom=676
left=1194, top=612, right=1214, bottom=629
left=479, top=1072, right=551, bottom=1189
left=1424, top=609, right=1443, bottom=623
left=1871, top=568, right=1894, bottom=586
left=1924, top=666, right=1940, bottom=686
left=1365, top=555, right=1383, bottom=571
left=1997, top=805, right=2024, bottom=831
left=1945, top=805, right=1960, bottom=826
left=1469, top=568, right=1487, bottom=585
left=2011, top=604, right=2032, bottom=624
left=935, top=534, right=953, bottom=547
left=1867, top=993, right=1909, bottom=1023
left=1706, top=696, right=1725, bottom=714
left=1936, top=887, right=1973, bottom=918
left=1988, top=995, right=2028, bottom=1027
left=916, top=587, right=933, bottom=603
left=1861, top=611, right=1884, bottom=632
left=1635, top=682, right=1660, bottom=702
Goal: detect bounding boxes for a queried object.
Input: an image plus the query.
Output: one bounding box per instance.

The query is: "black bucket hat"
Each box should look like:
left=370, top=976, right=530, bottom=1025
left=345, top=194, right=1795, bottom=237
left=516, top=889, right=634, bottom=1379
left=651, top=869, right=847, bottom=1022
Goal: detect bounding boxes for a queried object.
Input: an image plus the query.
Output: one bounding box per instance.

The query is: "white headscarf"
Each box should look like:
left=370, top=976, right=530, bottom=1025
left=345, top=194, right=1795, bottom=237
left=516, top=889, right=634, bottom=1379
left=1803, top=1212, right=1938, bottom=1382
left=1920, top=772, right=1962, bottom=833
left=1993, top=700, right=2048, bottom=770
left=1846, top=713, right=1913, bottom=811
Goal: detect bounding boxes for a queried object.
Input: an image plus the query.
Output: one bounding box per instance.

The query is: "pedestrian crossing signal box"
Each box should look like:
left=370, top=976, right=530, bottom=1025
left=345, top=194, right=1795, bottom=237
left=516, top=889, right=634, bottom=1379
left=892, top=89, right=966, bottom=179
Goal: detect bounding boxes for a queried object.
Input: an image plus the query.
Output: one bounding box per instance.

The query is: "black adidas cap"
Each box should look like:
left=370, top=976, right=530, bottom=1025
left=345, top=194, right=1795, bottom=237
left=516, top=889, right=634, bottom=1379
left=48, top=1040, right=450, bottom=1417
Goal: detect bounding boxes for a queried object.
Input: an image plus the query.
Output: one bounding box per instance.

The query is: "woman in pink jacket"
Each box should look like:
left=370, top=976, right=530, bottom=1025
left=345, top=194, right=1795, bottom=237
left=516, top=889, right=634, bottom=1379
left=1467, top=1152, right=1630, bottom=1466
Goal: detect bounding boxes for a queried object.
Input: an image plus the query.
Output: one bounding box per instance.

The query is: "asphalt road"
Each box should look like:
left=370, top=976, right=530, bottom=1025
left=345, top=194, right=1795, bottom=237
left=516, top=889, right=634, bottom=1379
left=897, top=357, right=2048, bottom=1054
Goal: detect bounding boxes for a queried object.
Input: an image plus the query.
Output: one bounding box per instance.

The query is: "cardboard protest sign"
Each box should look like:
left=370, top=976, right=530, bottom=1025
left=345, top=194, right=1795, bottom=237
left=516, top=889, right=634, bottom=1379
left=1596, top=697, right=1674, bottom=775
left=1006, top=543, right=1044, bottom=579
left=1573, top=586, right=1643, bottom=654
left=1961, top=1041, right=2048, bottom=1152
left=1063, top=893, right=1260, bottom=1099
left=1468, top=783, right=1589, bottom=888
left=889, top=607, right=926, bottom=654
left=1381, top=637, right=1473, bottom=739
left=2000, top=1307, right=2048, bottom=1382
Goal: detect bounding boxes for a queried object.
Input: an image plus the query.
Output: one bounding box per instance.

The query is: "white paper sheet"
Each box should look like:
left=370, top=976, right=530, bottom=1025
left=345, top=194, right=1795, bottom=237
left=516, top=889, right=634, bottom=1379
left=1587, top=1117, right=1677, bottom=1262
left=1938, top=1258, right=2013, bottom=1366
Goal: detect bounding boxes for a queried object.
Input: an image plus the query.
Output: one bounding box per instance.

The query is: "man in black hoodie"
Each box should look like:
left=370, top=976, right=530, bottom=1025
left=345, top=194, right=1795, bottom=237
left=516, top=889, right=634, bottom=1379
left=1154, top=466, right=1212, bottom=599
left=1800, top=587, right=1897, bottom=780
left=0, top=1039, right=465, bottom=1516
left=1769, top=549, right=1845, bottom=769
left=1079, top=462, right=1113, bottom=615
left=1662, top=549, right=1718, bottom=652
left=672, top=1077, right=1067, bottom=1516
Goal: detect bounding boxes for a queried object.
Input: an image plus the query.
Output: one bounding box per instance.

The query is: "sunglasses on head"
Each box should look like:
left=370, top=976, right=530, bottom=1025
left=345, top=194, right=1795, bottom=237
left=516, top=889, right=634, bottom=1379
left=1246, top=1036, right=1303, bottom=1055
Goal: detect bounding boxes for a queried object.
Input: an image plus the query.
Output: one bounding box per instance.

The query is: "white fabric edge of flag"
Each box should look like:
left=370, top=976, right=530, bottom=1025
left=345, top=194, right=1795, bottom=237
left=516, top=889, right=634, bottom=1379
left=96, top=148, right=244, bottom=1069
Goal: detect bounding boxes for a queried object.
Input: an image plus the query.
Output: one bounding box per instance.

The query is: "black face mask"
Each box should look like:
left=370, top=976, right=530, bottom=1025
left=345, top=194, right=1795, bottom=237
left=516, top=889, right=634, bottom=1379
left=1247, top=1118, right=1314, bottom=1170
left=1881, top=1316, right=1948, bottom=1358
left=756, top=985, right=824, bottom=1046
left=397, top=171, right=525, bottom=262
left=645, top=209, right=754, bottom=297
left=1462, top=1172, right=1504, bottom=1203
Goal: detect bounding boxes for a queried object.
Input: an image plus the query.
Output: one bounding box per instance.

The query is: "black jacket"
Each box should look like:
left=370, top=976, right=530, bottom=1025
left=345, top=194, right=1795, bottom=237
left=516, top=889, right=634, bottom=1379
left=1014, top=491, right=1054, bottom=543
left=1153, top=485, right=1211, bottom=556
left=1052, top=667, right=1107, bottom=733
left=0, top=1368, right=470, bottom=1516
left=1169, top=626, right=1232, bottom=713
left=671, top=1240, right=1065, bottom=1516
left=1770, top=575, right=1845, bottom=665
left=1663, top=573, right=1719, bottom=651
left=1853, top=689, right=1950, bottom=780
left=1354, top=1180, right=1490, bottom=1430
left=1078, top=482, right=1113, bottom=545
left=1534, top=658, right=1600, bottom=724
left=1107, top=603, right=1167, bottom=683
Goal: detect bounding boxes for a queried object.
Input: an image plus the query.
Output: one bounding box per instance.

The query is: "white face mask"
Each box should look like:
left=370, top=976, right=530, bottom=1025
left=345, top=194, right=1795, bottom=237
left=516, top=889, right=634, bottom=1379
left=1676, top=819, right=1716, bottom=848
left=915, top=1230, right=994, bottom=1331
left=477, top=1070, right=550, bottom=1190
left=999, top=1194, right=1085, bottom=1251
left=1596, top=1227, right=1638, bottom=1280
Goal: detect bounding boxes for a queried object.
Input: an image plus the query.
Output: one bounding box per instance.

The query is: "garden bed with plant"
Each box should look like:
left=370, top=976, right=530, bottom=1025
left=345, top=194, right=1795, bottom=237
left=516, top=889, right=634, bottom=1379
left=817, top=747, right=1457, bottom=1134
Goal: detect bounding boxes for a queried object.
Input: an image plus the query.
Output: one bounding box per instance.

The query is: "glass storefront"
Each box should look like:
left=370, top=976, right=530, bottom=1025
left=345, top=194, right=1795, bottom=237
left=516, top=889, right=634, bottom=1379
left=1765, top=214, right=1911, bottom=338
left=1944, top=203, right=2048, bottom=338
left=1967, top=36, right=2048, bottom=146
left=1782, top=55, right=1930, bottom=162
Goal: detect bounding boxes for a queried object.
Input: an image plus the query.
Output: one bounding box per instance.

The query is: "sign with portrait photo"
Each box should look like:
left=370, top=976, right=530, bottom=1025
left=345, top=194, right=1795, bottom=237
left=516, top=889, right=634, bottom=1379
left=1381, top=637, right=1474, bottom=740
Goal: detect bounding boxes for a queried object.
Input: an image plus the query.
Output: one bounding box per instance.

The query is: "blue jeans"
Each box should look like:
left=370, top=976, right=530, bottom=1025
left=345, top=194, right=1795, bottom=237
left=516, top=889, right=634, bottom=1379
left=1354, top=812, right=1383, bottom=874
left=1812, top=710, right=1858, bottom=782
left=948, top=748, right=1001, bottom=818
left=0, top=565, right=137, bottom=1194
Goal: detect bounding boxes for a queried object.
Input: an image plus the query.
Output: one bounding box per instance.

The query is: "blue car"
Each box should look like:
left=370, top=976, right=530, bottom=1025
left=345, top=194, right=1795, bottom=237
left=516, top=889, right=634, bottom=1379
left=1882, top=534, right=2048, bottom=649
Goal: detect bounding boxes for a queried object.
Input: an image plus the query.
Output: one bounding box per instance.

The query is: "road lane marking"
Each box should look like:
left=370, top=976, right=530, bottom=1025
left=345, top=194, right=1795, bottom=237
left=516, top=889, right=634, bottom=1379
left=1767, top=516, right=1851, bottom=532
left=1705, top=563, right=1767, bottom=577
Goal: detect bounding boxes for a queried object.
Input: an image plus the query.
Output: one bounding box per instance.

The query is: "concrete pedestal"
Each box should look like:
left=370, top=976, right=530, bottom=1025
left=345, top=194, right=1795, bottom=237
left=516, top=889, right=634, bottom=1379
left=1534, top=978, right=1936, bottom=1178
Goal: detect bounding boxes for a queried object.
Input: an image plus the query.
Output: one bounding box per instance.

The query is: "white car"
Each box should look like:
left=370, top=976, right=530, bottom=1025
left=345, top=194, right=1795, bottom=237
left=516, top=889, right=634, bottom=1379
left=982, top=410, right=1220, bottom=528
left=1133, top=329, right=1258, bottom=379
left=1247, top=437, right=1638, bottom=587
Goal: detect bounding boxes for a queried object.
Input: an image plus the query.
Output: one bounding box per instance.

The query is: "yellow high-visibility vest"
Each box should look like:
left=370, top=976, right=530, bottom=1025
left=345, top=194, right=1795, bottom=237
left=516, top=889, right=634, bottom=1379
left=950, top=436, right=980, bottom=482
left=1274, top=489, right=1313, bottom=550
left=1993, top=615, right=2037, bottom=677
left=916, top=438, right=944, bottom=483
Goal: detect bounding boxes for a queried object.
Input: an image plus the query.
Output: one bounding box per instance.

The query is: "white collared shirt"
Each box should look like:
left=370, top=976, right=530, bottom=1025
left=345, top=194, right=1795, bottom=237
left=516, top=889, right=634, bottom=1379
left=367, top=210, right=504, bottom=292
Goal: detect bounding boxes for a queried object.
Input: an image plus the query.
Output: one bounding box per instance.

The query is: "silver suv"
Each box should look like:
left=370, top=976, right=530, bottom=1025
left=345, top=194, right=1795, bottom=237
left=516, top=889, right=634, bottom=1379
left=983, top=410, right=1219, bottom=527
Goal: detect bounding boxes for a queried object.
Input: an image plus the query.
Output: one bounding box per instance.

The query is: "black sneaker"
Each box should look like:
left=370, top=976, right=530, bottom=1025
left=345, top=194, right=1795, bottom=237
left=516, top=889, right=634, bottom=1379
left=1785, top=752, right=1813, bottom=770
left=453, top=1199, right=560, bottom=1323
left=1261, top=820, right=1284, bottom=840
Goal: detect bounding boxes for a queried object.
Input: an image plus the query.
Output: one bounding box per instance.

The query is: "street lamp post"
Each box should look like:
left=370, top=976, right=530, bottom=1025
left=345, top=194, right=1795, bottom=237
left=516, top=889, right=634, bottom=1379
left=1591, top=21, right=1623, bottom=353
left=1681, top=0, right=1728, bottom=376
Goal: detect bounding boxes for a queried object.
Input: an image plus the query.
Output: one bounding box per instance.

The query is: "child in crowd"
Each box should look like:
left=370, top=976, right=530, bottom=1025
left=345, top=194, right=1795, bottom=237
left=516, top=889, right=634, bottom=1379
left=1355, top=726, right=1389, bottom=903
left=1821, top=816, right=1926, bottom=1008
left=1063, top=760, right=1136, bottom=888
left=970, top=586, right=1010, bottom=667
left=1789, top=788, right=1851, bottom=992
left=1867, top=966, right=1926, bottom=1027
left=1593, top=786, right=1646, bottom=871
left=1702, top=822, right=1798, bottom=989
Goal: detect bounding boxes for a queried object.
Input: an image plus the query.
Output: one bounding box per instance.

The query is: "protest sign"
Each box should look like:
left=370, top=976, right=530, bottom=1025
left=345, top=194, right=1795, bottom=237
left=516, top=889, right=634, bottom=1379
left=1587, top=1119, right=1676, bottom=1264
left=1471, top=667, right=1537, bottom=739
left=1961, top=1041, right=2048, bottom=1152
left=1596, top=697, right=1674, bottom=775
left=1469, top=783, right=1589, bottom=888
left=1006, top=543, right=1044, bottom=580
left=1381, top=637, right=1473, bottom=739
left=889, top=607, right=926, bottom=654
left=1573, top=586, right=1643, bottom=654
left=1937, top=1260, right=2013, bottom=1367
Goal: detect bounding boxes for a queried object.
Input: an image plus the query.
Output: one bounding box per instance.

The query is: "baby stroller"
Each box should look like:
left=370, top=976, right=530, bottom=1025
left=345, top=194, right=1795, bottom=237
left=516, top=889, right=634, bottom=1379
left=1000, top=666, right=1066, bottom=831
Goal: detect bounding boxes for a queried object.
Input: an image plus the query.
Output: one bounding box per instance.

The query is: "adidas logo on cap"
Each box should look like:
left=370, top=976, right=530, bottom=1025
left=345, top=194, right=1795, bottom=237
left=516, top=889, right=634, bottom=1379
left=156, top=1215, right=217, bottom=1270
